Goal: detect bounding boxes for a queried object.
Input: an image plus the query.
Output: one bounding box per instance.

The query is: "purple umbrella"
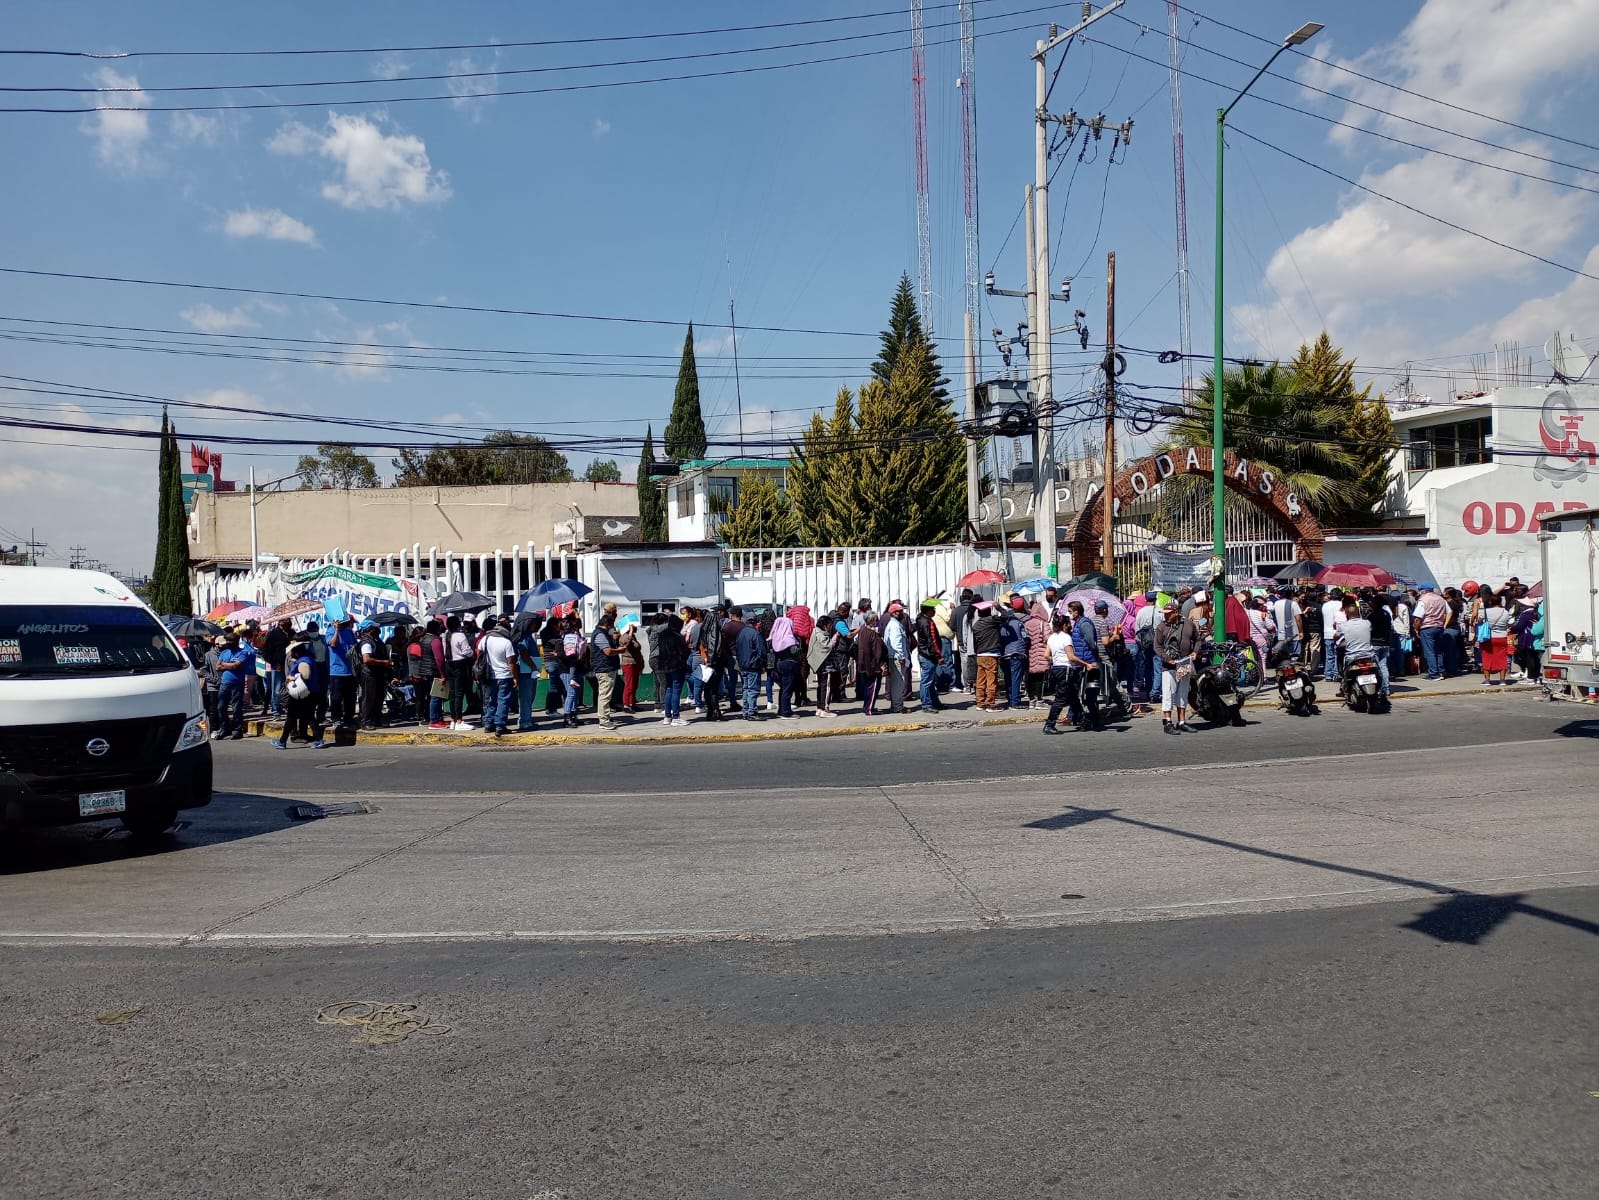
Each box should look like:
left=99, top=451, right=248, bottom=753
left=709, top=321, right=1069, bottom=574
left=1062, top=587, right=1126, bottom=626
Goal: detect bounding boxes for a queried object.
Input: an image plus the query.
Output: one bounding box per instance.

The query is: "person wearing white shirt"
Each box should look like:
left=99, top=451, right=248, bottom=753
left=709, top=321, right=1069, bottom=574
left=1321, top=589, right=1348, bottom=681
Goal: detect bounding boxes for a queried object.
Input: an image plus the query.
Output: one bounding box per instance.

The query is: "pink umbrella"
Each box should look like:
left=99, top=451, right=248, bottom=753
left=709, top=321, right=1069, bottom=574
left=1316, top=562, right=1396, bottom=589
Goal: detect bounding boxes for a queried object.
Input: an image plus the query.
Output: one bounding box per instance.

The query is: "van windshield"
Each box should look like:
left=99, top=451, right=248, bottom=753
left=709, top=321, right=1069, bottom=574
left=0, top=604, right=188, bottom=677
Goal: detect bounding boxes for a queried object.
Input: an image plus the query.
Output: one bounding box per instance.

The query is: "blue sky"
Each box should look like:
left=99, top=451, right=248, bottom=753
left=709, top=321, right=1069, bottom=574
left=1, top=0, right=1595, bottom=574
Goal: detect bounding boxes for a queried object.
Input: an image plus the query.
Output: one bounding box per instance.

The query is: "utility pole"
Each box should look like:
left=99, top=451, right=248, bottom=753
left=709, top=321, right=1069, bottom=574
left=24, top=528, right=47, bottom=566
left=249, top=465, right=259, bottom=571
left=1032, top=0, right=1126, bottom=579
left=1024, top=183, right=1043, bottom=551
left=1101, top=251, right=1117, bottom=580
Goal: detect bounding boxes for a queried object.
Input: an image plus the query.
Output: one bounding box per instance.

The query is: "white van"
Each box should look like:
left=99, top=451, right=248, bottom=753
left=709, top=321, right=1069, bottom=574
left=0, top=567, right=212, bottom=837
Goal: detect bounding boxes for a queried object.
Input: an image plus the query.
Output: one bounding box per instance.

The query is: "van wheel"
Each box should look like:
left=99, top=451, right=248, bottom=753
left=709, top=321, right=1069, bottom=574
left=121, top=805, right=178, bottom=839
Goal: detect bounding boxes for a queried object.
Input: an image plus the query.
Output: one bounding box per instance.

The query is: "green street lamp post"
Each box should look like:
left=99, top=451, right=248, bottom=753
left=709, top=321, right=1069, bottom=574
left=1212, top=20, right=1323, bottom=620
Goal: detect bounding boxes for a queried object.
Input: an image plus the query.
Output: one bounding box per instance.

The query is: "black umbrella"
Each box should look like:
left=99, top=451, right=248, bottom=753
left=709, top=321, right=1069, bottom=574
left=371, top=610, right=420, bottom=628
left=169, top=617, right=222, bottom=639
left=427, top=590, right=495, bottom=616
left=1274, top=561, right=1325, bottom=581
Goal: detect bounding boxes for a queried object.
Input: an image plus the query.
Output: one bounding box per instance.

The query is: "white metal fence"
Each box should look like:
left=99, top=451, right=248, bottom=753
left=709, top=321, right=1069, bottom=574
left=723, top=545, right=986, bottom=614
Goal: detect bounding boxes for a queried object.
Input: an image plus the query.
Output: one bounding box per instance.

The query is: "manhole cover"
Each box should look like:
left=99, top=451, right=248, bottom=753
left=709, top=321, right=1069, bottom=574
left=289, top=801, right=379, bottom=820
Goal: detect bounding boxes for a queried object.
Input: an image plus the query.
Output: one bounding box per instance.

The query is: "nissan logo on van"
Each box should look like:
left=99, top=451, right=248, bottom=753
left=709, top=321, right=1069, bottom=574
left=85, top=738, right=110, bottom=758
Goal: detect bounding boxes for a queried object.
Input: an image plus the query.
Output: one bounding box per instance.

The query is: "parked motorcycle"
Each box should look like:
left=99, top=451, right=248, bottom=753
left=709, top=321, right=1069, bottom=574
left=1270, top=642, right=1317, bottom=716
left=1191, top=640, right=1250, bottom=726
left=1340, top=653, right=1388, bottom=713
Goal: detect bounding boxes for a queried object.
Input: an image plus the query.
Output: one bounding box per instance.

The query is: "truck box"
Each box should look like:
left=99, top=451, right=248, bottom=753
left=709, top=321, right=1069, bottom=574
left=1537, top=506, right=1599, bottom=699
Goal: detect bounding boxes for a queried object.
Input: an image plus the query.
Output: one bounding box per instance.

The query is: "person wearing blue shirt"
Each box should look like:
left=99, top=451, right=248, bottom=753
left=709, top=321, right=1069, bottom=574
left=1066, top=600, right=1103, bottom=731
left=325, top=616, right=359, bottom=731
left=213, top=629, right=256, bottom=740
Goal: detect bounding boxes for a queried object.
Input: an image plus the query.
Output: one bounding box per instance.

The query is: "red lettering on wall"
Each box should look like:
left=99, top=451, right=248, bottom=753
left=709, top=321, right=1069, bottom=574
left=1494, top=501, right=1526, bottom=533
left=1462, top=501, right=1492, bottom=534
left=1529, top=501, right=1556, bottom=528
left=1461, top=498, right=1592, bottom=534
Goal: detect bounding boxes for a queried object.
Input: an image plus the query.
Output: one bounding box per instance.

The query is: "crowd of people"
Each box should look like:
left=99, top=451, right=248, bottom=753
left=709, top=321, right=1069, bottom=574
left=184, top=573, right=1543, bottom=745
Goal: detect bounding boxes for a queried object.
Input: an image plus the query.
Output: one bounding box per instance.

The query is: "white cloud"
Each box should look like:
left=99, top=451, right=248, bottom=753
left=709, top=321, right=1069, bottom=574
left=180, top=304, right=259, bottom=334
left=592, top=117, right=612, bottom=138
left=1232, top=0, right=1599, bottom=365
left=222, top=206, right=319, bottom=245
left=86, top=68, right=150, bottom=170
left=171, top=111, right=221, bottom=145
left=372, top=53, right=411, bottom=80
left=694, top=330, right=740, bottom=357
left=1467, top=243, right=1599, bottom=358
left=268, top=114, right=452, bottom=210
left=445, top=49, right=501, bottom=121
left=184, top=388, right=264, bottom=411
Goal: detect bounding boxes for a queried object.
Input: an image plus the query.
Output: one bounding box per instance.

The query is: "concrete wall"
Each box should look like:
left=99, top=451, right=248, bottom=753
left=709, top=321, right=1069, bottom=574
left=189, top=481, right=638, bottom=562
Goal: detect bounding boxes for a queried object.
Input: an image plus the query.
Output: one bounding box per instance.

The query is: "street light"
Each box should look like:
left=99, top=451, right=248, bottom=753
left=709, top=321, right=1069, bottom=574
left=1212, top=20, right=1322, bottom=620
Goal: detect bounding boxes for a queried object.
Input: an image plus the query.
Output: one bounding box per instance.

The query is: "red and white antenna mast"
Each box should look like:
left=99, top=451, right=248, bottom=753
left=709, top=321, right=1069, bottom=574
left=911, top=0, right=933, bottom=331
left=1167, top=0, right=1193, bottom=390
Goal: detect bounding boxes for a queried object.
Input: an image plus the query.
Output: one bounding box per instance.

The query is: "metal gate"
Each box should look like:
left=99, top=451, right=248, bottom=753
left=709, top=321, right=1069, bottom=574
left=1112, top=477, right=1298, bottom=591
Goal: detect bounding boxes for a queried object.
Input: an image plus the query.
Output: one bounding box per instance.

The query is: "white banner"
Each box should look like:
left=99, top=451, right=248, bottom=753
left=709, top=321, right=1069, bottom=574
left=282, top=564, right=424, bottom=623
left=1148, top=545, right=1212, bottom=591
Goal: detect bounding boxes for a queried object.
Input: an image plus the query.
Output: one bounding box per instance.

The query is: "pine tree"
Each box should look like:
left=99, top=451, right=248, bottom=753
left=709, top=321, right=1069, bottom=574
left=1286, top=331, right=1393, bottom=527
left=873, top=272, right=950, bottom=406
left=853, top=343, right=965, bottom=544
left=664, top=324, right=707, bottom=461
left=636, top=425, right=667, bottom=541
left=787, top=387, right=857, bottom=544
left=717, top=471, right=800, bottom=548
left=149, top=414, right=192, bottom=614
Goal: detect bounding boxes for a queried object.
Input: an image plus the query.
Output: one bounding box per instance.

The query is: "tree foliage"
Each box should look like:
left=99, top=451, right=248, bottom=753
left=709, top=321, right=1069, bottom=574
left=664, top=324, right=707, bottom=461
left=636, top=425, right=667, bottom=541
left=392, top=431, right=574, bottom=487
left=716, top=471, right=800, bottom=548
left=873, top=272, right=950, bottom=407
left=1288, top=333, right=1393, bottom=526
left=581, top=458, right=622, bottom=483
left=296, top=443, right=380, bottom=490
left=149, top=411, right=192, bottom=615
left=787, top=343, right=964, bottom=546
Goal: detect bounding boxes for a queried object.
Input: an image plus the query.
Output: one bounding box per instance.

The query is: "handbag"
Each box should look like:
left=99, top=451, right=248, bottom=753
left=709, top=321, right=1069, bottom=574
left=1174, top=661, right=1194, bottom=682
left=429, top=678, right=449, bottom=700
left=1475, top=619, right=1492, bottom=641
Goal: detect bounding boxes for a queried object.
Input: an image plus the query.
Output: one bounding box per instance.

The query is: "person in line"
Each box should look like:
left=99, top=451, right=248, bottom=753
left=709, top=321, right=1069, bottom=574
left=1300, top=587, right=1325, bottom=679
left=416, top=619, right=448, bottom=729
left=324, top=616, right=359, bottom=732
left=971, top=599, right=1003, bottom=711
left=815, top=619, right=854, bottom=716
left=513, top=616, right=542, bottom=732
left=1336, top=598, right=1387, bottom=698
left=915, top=600, right=946, bottom=713
left=590, top=611, right=622, bottom=729
left=654, top=612, right=690, bottom=726
left=213, top=628, right=255, bottom=740
left=732, top=607, right=768, bottom=720
left=479, top=616, right=519, bottom=737
left=1414, top=582, right=1450, bottom=680
left=699, top=604, right=727, bottom=722
left=539, top=615, right=565, bottom=720
left=358, top=619, right=392, bottom=729
left=558, top=615, right=588, bottom=727
left=681, top=607, right=704, bottom=711
left=1320, top=588, right=1347, bottom=681
left=1041, top=611, right=1097, bottom=733
left=1477, top=587, right=1512, bottom=686
left=1154, top=599, right=1195, bottom=734
left=200, top=634, right=223, bottom=731
left=618, top=619, right=644, bottom=714
left=999, top=596, right=1028, bottom=711
left=1270, top=588, right=1302, bottom=682
left=272, top=633, right=326, bottom=750
left=951, top=589, right=979, bottom=694
left=855, top=612, right=886, bottom=716
left=807, top=616, right=836, bottom=715
left=769, top=610, right=802, bottom=720
left=882, top=600, right=911, bottom=714
left=444, top=614, right=476, bottom=731
left=1067, top=599, right=1105, bottom=730
left=262, top=617, right=291, bottom=718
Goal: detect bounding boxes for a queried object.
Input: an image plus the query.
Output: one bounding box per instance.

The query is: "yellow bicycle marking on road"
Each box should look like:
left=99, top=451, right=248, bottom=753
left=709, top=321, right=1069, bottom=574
left=315, top=1000, right=451, bottom=1046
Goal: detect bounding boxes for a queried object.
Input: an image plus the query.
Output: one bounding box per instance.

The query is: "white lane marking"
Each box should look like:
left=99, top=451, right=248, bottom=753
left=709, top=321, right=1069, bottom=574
left=4, top=867, right=1594, bottom=948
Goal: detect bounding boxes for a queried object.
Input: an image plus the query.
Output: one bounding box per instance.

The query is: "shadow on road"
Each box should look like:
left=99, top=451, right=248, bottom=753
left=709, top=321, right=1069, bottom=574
left=0, top=791, right=305, bottom=876
left=1554, top=718, right=1599, bottom=739
left=1022, top=804, right=1599, bottom=946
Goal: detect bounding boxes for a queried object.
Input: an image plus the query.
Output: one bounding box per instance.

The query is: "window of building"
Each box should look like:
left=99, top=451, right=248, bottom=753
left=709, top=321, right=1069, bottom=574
left=1405, top=416, right=1492, bottom=471
left=707, top=476, right=739, bottom=515
left=675, top=482, right=696, bottom=518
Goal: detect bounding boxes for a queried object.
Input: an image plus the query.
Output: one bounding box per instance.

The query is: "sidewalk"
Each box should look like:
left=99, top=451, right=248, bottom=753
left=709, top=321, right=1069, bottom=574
left=251, top=671, right=1554, bottom=749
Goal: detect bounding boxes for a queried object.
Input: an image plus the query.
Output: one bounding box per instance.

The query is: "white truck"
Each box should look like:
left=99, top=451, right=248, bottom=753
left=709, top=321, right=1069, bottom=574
left=0, top=567, right=213, bottom=838
left=1537, top=505, right=1599, bottom=701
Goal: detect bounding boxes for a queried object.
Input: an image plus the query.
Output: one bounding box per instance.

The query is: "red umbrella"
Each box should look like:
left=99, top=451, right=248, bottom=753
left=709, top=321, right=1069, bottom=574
left=957, top=568, right=1006, bottom=589
left=265, top=596, right=324, bottom=622
left=1316, top=562, right=1396, bottom=589
left=1526, top=580, right=1543, bottom=600
left=206, top=600, right=247, bottom=621
left=786, top=605, right=815, bottom=639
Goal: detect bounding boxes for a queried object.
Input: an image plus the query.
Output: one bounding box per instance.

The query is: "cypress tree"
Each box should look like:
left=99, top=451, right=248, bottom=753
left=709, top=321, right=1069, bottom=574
left=151, top=409, right=174, bottom=588
left=637, top=425, right=667, bottom=541
left=872, top=272, right=949, bottom=406
left=664, top=324, right=707, bottom=461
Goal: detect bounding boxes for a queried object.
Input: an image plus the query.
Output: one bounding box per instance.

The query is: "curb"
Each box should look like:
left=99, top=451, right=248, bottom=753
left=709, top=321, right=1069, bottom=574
left=248, top=681, right=1529, bottom=749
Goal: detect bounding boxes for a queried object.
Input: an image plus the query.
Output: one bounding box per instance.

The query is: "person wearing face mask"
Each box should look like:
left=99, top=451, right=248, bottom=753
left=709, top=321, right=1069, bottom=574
left=1154, top=599, right=1196, bottom=734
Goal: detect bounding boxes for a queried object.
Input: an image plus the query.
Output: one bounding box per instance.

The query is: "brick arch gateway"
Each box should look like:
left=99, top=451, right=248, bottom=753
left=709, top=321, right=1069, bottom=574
left=1068, top=445, right=1325, bottom=575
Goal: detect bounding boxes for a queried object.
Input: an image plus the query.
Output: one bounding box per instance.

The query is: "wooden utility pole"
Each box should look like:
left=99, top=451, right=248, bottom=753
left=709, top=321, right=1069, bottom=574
left=1101, top=251, right=1117, bottom=579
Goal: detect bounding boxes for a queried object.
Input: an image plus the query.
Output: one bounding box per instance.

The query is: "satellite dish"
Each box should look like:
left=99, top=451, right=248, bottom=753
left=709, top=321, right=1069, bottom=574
left=1545, top=331, right=1596, bottom=383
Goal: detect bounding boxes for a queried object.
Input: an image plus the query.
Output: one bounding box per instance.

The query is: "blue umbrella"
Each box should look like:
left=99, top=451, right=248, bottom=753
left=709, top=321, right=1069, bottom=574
left=1012, top=577, right=1054, bottom=595
left=516, top=578, right=593, bottom=612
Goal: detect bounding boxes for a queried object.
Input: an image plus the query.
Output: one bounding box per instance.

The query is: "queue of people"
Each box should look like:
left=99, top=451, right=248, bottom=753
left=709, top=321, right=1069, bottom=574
left=185, top=572, right=1543, bottom=746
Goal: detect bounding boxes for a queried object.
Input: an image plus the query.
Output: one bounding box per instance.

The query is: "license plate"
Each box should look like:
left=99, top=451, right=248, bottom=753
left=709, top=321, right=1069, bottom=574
left=1287, top=681, right=1303, bottom=695
left=1358, top=674, right=1377, bottom=686
left=1223, top=693, right=1239, bottom=706
left=78, top=789, right=126, bottom=816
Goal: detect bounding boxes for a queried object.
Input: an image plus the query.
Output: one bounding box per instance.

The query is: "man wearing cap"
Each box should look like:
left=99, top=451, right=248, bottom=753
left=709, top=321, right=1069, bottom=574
left=882, top=600, right=911, bottom=713
left=1133, top=590, right=1160, bottom=706
left=1415, top=583, right=1449, bottom=680
left=970, top=599, right=1004, bottom=710
left=214, top=629, right=255, bottom=740
left=262, top=617, right=292, bottom=718
left=357, top=619, right=392, bottom=730
left=914, top=601, right=945, bottom=712
left=1177, top=585, right=1197, bottom=619
left=1154, top=599, right=1195, bottom=733
left=479, top=616, right=519, bottom=736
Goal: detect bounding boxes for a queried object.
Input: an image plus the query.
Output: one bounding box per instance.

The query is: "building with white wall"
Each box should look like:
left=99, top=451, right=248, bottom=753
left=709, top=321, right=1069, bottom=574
left=1326, top=383, right=1599, bottom=585
left=665, top=458, right=789, bottom=543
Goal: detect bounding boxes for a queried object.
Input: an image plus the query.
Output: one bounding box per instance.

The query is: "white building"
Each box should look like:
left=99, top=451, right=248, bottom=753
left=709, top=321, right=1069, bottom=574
left=1326, top=382, right=1599, bottom=585
left=665, top=457, right=790, bottom=543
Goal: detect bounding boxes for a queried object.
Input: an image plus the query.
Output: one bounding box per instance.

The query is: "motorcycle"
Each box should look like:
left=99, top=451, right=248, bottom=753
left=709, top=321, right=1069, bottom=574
left=1270, top=642, right=1317, bottom=716
left=1340, top=653, right=1388, bottom=713
left=1190, top=640, right=1251, bottom=726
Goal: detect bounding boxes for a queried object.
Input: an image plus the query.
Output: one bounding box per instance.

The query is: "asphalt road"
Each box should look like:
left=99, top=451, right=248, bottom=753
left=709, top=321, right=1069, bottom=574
left=1, top=691, right=1595, bottom=1197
